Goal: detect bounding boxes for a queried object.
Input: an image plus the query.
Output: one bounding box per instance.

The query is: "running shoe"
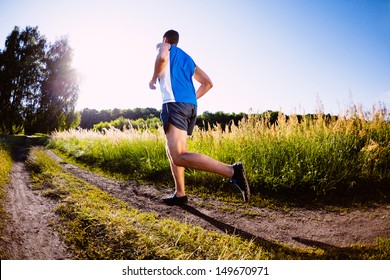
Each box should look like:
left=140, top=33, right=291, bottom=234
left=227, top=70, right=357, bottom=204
left=162, top=193, right=188, bottom=206
left=230, top=162, right=250, bottom=203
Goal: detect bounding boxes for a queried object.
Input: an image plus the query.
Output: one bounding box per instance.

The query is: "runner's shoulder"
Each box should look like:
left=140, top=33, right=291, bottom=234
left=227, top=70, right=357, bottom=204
left=156, top=42, right=171, bottom=51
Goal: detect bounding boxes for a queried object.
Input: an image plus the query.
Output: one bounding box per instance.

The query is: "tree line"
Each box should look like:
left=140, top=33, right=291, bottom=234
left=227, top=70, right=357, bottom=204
left=79, top=107, right=160, bottom=129
left=79, top=107, right=279, bottom=131
left=79, top=107, right=248, bottom=131
left=0, top=26, right=79, bottom=135
left=79, top=107, right=336, bottom=132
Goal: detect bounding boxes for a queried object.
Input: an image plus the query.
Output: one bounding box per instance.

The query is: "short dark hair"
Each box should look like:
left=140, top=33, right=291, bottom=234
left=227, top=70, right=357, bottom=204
left=163, top=30, right=179, bottom=45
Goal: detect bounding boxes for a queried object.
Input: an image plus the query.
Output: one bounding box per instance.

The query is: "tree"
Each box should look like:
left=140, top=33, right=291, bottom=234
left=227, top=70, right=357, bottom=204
left=28, top=37, right=80, bottom=134
left=0, top=26, right=80, bottom=134
left=0, top=26, right=46, bottom=134
left=79, top=108, right=100, bottom=129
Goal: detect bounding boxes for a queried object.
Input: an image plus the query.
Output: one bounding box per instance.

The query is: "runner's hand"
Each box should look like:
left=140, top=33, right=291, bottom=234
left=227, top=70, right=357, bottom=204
left=149, top=79, right=157, bottom=90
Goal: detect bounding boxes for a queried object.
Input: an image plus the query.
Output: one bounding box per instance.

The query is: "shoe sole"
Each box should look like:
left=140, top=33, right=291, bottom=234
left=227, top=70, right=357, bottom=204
left=162, top=196, right=188, bottom=206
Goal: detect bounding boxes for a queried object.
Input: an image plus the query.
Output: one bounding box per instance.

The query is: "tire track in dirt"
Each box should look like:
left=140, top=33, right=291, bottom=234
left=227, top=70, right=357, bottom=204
left=2, top=143, right=71, bottom=260
left=46, top=150, right=390, bottom=249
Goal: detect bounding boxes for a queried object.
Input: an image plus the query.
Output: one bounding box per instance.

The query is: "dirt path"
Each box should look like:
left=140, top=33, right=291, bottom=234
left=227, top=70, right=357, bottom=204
left=1, top=143, right=71, bottom=259
left=47, top=150, right=390, bottom=249
left=2, top=144, right=390, bottom=259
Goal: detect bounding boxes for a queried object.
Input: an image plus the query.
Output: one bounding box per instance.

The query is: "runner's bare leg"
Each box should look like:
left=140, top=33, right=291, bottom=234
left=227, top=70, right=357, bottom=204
left=165, top=124, right=234, bottom=196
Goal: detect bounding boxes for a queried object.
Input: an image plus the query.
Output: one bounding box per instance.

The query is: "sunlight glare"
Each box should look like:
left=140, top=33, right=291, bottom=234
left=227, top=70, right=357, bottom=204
left=70, top=17, right=157, bottom=110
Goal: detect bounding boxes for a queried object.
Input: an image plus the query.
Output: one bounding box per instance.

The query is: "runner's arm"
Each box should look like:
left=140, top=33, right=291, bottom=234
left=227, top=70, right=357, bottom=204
left=194, top=65, right=213, bottom=99
left=149, top=43, right=170, bottom=90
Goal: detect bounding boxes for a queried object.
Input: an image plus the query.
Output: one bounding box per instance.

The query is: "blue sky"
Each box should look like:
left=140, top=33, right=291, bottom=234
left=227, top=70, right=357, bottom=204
left=1, top=0, right=389, bottom=114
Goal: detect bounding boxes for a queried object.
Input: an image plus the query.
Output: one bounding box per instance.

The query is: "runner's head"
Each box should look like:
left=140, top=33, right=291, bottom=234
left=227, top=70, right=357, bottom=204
left=163, top=30, right=179, bottom=45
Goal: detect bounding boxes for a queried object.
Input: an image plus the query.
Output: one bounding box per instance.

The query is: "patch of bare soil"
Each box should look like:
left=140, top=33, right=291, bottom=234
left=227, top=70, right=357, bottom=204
left=1, top=143, right=71, bottom=260
left=46, top=150, right=390, bottom=250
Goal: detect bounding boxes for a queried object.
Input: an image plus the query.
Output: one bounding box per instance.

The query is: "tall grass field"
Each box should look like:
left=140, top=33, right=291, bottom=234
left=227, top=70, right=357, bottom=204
left=48, top=104, right=390, bottom=202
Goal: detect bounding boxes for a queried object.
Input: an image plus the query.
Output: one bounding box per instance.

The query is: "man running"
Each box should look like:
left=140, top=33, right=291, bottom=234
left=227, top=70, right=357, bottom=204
left=149, top=30, right=250, bottom=205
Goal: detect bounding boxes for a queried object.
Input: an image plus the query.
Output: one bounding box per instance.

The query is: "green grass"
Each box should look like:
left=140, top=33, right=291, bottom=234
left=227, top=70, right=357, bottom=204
left=0, top=139, right=12, bottom=187
left=0, top=138, right=14, bottom=259
left=49, top=128, right=168, bottom=182
left=26, top=147, right=390, bottom=259
left=48, top=105, right=390, bottom=204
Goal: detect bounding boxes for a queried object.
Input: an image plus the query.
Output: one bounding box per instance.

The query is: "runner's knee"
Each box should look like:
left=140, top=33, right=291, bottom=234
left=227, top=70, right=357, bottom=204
left=170, top=152, right=188, bottom=167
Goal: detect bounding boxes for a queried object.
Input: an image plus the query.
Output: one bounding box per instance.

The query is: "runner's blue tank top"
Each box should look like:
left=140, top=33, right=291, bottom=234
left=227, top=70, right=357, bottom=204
left=159, top=45, right=197, bottom=106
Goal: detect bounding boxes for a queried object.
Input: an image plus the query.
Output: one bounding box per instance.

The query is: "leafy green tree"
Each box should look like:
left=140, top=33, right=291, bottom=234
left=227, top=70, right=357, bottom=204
left=28, top=37, right=80, bottom=134
left=0, top=26, right=80, bottom=134
left=79, top=108, right=100, bottom=129
left=0, top=26, right=46, bottom=134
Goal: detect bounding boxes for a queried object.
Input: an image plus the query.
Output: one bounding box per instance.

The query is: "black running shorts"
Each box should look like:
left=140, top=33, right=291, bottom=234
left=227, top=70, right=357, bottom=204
left=161, top=102, right=197, bottom=135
